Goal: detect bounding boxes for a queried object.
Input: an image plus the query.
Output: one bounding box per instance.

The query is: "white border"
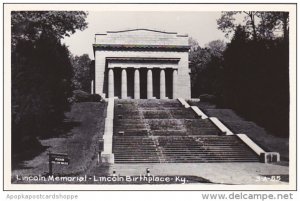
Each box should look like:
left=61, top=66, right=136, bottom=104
left=3, top=3, right=297, bottom=191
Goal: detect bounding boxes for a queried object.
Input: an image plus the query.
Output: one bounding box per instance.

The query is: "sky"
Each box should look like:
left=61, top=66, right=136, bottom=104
left=62, top=11, right=228, bottom=59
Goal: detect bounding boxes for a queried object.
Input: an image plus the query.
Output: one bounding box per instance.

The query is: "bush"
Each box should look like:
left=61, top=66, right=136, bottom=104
left=72, top=90, right=102, bottom=102
left=90, top=94, right=102, bottom=102
left=199, top=94, right=216, bottom=102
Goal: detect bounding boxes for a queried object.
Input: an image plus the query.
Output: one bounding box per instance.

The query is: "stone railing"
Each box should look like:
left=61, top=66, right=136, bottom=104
left=178, top=98, right=280, bottom=163
left=209, top=117, right=234, bottom=135
left=101, top=97, right=115, bottom=163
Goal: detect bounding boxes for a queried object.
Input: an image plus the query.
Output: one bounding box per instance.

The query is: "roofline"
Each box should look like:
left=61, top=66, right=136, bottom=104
left=95, top=28, right=188, bottom=36
left=93, top=44, right=190, bottom=52
left=106, top=57, right=181, bottom=62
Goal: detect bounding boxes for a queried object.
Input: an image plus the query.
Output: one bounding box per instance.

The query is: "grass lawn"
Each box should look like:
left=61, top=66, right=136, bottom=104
left=12, top=102, right=107, bottom=183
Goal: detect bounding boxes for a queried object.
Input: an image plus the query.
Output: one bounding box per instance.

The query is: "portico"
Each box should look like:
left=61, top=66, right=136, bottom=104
left=106, top=58, right=178, bottom=99
left=92, top=29, right=191, bottom=99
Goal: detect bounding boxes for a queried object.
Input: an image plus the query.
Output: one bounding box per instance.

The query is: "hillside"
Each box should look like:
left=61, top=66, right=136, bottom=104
left=12, top=102, right=107, bottom=182
left=188, top=100, right=289, bottom=162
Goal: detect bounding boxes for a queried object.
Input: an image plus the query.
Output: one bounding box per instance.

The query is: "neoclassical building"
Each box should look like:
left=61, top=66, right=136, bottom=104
left=91, top=29, right=191, bottom=99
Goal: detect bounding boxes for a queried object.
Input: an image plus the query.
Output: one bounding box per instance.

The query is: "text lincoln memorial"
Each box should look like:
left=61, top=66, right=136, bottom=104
left=91, top=29, right=191, bottom=99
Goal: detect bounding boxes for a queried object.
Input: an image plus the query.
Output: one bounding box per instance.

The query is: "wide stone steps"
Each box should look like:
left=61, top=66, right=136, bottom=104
left=113, top=135, right=259, bottom=163
left=161, top=159, right=259, bottom=163
left=112, top=99, right=260, bottom=163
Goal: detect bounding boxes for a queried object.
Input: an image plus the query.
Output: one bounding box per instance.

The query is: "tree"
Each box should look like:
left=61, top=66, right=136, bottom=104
left=188, top=37, right=200, bottom=51
left=206, top=40, right=226, bottom=58
left=216, top=11, right=239, bottom=38
left=11, top=11, right=88, bottom=158
left=11, top=11, right=88, bottom=49
left=244, top=11, right=259, bottom=40
left=257, top=12, right=289, bottom=41
left=71, top=54, right=92, bottom=92
left=189, top=39, right=226, bottom=98
left=189, top=45, right=211, bottom=95
left=217, top=11, right=289, bottom=40
left=222, top=25, right=289, bottom=137
left=217, top=11, right=259, bottom=40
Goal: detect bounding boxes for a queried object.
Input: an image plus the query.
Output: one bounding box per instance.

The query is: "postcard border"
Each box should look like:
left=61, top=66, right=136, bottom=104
left=2, top=2, right=297, bottom=191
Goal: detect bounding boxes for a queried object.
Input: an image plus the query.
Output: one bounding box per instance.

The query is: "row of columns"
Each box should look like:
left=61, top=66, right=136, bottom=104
left=108, top=68, right=178, bottom=99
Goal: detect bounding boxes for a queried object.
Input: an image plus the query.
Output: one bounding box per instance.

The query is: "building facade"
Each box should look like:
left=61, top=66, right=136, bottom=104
left=92, top=29, right=191, bottom=99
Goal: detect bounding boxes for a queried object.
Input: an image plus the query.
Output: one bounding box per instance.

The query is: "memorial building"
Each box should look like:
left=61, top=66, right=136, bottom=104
left=91, top=29, right=191, bottom=99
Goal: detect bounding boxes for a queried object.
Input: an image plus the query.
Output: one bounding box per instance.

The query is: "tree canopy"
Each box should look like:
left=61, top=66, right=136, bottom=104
left=11, top=11, right=88, bottom=160
left=217, top=11, right=289, bottom=41
left=11, top=11, right=88, bottom=48
left=190, top=11, right=289, bottom=137
left=189, top=39, right=226, bottom=98
left=70, top=54, right=92, bottom=92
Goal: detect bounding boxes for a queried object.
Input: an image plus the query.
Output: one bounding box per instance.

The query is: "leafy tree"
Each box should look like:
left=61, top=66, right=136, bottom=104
left=189, top=39, right=226, bottom=98
left=206, top=40, right=226, bottom=58
left=11, top=11, right=88, bottom=159
left=11, top=11, right=88, bottom=49
left=217, top=11, right=289, bottom=40
left=188, top=37, right=200, bottom=51
left=70, top=54, right=92, bottom=92
left=257, top=12, right=289, bottom=41
left=217, top=11, right=260, bottom=40
left=222, top=25, right=289, bottom=137
left=244, top=11, right=259, bottom=40
left=191, top=23, right=289, bottom=137
left=189, top=46, right=211, bottom=96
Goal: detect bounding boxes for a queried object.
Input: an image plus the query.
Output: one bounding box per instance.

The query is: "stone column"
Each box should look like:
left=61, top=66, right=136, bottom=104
left=91, top=80, right=94, bottom=94
left=147, top=69, right=153, bottom=99
left=172, top=69, right=178, bottom=99
left=108, top=69, right=114, bottom=98
left=160, top=69, right=166, bottom=99
left=134, top=69, right=140, bottom=99
left=121, top=69, right=127, bottom=99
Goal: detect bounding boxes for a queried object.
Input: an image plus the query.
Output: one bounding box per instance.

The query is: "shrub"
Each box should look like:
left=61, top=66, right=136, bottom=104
left=90, top=94, right=102, bottom=102
left=72, top=90, right=102, bottom=102
left=199, top=94, right=216, bottom=102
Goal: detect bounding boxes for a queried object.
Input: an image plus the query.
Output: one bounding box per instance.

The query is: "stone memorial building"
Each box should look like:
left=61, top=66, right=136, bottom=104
left=91, top=29, right=191, bottom=99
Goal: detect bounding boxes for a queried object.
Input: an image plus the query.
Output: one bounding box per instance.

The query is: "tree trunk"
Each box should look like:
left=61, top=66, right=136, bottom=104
left=250, top=12, right=258, bottom=41
left=282, top=12, right=289, bottom=42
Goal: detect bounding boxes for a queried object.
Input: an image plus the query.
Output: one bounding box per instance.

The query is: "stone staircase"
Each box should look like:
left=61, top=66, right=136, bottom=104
left=113, top=136, right=160, bottom=163
left=112, top=99, right=259, bottom=163
left=158, top=136, right=259, bottom=163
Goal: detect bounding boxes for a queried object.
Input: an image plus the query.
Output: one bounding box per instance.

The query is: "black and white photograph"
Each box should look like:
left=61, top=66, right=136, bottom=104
left=3, top=3, right=297, bottom=191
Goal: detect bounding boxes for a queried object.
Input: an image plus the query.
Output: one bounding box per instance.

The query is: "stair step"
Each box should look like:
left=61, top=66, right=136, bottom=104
left=113, top=100, right=259, bottom=163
